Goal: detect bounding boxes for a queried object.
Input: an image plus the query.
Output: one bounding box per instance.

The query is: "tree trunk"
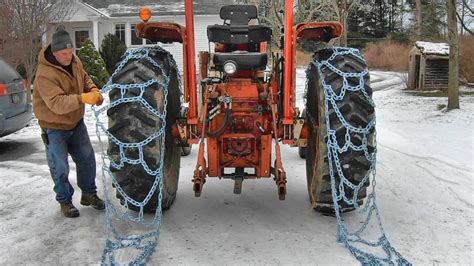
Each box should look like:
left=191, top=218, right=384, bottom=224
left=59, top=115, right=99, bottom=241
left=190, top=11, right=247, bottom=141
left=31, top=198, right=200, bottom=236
left=460, top=0, right=465, bottom=36
left=447, top=0, right=460, bottom=109
left=340, top=1, right=348, bottom=47
left=341, top=11, right=348, bottom=47
left=415, top=0, right=422, bottom=38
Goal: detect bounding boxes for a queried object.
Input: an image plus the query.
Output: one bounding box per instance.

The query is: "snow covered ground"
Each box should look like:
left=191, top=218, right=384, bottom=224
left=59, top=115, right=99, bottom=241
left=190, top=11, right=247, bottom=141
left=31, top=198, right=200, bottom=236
left=0, top=70, right=472, bottom=265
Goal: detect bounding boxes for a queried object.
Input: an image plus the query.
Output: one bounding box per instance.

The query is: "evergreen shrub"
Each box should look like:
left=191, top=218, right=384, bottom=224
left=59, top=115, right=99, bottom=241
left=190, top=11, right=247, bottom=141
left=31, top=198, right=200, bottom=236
left=100, top=33, right=127, bottom=74
left=77, top=39, right=110, bottom=88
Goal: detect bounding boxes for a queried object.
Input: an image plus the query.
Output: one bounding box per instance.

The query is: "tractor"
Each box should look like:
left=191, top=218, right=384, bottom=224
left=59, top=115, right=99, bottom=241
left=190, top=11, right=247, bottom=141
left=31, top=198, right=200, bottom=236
left=106, top=0, right=375, bottom=214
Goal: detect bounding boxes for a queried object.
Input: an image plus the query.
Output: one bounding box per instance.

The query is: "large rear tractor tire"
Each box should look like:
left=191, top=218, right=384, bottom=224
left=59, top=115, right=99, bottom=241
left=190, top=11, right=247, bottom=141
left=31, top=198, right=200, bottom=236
left=305, top=49, right=375, bottom=214
left=107, top=48, right=181, bottom=213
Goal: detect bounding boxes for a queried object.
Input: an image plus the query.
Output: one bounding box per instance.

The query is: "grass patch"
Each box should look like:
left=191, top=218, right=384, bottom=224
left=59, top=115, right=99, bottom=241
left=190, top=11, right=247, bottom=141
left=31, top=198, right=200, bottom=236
left=269, top=48, right=314, bottom=67
left=460, top=36, right=474, bottom=83
left=363, top=41, right=410, bottom=71
left=295, top=49, right=313, bottom=66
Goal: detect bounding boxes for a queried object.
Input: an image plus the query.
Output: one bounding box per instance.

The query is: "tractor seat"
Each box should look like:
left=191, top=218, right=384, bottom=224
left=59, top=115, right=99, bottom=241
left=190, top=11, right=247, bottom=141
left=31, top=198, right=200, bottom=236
left=207, top=5, right=272, bottom=45
left=213, top=52, right=268, bottom=71
left=208, top=25, right=272, bottom=44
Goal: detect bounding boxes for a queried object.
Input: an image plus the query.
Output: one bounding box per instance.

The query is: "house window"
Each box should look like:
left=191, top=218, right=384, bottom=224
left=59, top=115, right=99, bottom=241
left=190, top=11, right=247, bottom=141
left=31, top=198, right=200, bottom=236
left=131, top=24, right=142, bottom=45
left=115, top=23, right=125, bottom=44
left=75, top=30, right=89, bottom=49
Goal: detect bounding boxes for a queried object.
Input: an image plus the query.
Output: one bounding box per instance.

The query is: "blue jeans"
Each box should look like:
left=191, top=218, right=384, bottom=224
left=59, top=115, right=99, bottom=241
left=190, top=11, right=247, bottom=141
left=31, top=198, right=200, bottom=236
left=43, top=120, right=97, bottom=204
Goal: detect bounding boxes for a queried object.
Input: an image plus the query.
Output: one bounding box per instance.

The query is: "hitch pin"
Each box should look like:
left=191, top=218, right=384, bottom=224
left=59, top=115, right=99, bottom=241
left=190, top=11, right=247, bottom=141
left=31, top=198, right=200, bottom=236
left=256, top=122, right=265, bottom=133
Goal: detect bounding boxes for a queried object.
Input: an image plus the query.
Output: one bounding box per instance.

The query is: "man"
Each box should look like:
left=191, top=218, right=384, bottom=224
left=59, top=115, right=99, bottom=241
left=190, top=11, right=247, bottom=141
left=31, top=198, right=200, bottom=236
left=33, top=25, right=105, bottom=218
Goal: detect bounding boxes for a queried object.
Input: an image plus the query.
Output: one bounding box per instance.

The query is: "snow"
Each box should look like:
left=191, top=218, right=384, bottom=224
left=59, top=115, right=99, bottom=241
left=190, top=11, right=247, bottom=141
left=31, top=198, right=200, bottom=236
left=100, top=3, right=186, bottom=16
left=415, top=41, right=450, bottom=56
left=98, top=2, right=222, bottom=16
left=0, top=70, right=473, bottom=264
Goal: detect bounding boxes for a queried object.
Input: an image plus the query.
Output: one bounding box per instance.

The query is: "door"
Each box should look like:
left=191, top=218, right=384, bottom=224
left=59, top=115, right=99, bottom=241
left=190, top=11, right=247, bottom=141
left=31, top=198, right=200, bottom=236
left=414, top=55, right=421, bottom=89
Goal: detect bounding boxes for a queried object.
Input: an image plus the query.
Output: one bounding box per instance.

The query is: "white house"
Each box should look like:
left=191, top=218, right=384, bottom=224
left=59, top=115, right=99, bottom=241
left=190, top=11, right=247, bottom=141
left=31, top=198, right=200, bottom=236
left=46, top=0, right=222, bottom=72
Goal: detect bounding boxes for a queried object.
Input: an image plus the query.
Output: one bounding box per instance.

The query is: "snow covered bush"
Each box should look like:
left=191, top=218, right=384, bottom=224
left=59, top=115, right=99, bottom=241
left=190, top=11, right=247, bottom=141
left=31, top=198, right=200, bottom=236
left=77, top=39, right=110, bottom=88
left=100, top=33, right=127, bottom=75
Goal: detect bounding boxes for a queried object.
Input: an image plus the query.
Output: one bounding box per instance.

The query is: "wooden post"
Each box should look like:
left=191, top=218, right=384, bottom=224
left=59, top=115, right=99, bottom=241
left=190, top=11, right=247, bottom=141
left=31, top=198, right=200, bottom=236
left=447, top=0, right=460, bottom=109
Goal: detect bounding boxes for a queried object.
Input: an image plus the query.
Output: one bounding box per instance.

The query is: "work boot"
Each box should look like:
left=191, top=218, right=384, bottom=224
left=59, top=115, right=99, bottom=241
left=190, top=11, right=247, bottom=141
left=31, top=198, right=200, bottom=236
left=80, top=194, right=105, bottom=210
left=60, top=202, right=80, bottom=218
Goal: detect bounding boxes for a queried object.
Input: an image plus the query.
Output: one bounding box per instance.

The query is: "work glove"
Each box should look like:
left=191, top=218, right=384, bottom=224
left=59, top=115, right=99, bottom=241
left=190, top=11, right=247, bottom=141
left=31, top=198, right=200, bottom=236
left=80, top=90, right=102, bottom=106
left=90, top=87, right=104, bottom=106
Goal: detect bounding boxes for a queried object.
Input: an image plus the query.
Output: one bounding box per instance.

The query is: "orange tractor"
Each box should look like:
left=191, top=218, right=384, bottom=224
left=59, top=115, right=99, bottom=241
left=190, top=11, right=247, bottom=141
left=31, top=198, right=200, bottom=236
left=106, top=1, right=374, bottom=213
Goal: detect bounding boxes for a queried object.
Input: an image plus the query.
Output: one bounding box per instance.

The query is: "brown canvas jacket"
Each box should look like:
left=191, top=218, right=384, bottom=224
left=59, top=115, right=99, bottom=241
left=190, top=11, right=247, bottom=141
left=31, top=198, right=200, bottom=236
left=33, top=45, right=96, bottom=130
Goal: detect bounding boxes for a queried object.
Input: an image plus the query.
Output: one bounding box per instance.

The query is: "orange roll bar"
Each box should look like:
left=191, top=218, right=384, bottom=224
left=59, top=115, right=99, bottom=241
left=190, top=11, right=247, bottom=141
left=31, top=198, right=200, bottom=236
left=185, top=0, right=198, bottom=124
left=282, top=0, right=294, bottom=125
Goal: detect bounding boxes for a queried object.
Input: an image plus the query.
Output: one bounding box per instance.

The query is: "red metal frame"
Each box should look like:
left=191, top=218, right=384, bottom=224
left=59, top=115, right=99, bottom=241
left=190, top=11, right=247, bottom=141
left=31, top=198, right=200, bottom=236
left=282, top=0, right=294, bottom=125
left=184, top=0, right=198, bottom=126
left=136, top=2, right=341, bottom=199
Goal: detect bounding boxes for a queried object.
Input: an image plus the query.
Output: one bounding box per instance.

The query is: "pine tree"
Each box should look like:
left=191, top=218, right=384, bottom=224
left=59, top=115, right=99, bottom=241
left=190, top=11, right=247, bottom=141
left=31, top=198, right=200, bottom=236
left=77, top=39, right=110, bottom=88
left=348, top=0, right=405, bottom=48
left=100, top=33, right=127, bottom=74
left=409, top=0, right=445, bottom=40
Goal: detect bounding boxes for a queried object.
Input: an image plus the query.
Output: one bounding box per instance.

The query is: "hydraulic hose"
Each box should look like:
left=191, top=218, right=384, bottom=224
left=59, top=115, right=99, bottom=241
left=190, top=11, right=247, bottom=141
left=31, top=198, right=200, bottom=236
left=205, top=109, right=232, bottom=138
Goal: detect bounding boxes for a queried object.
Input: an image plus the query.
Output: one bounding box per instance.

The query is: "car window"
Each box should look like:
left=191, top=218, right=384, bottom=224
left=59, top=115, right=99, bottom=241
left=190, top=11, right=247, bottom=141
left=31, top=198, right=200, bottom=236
left=0, top=58, right=21, bottom=84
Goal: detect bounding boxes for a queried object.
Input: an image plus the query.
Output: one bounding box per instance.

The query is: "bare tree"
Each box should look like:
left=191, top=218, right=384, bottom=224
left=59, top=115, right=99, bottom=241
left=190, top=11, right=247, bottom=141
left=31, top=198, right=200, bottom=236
left=0, top=0, right=72, bottom=88
left=241, top=0, right=357, bottom=47
left=456, top=0, right=474, bottom=35
left=447, top=0, right=460, bottom=109
left=252, top=0, right=327, bottom=47
left=324, top=0, right=360, bottom=46
left=295, top=0, right=325, bottom=24
left=415, top=0, right=422, bottom=38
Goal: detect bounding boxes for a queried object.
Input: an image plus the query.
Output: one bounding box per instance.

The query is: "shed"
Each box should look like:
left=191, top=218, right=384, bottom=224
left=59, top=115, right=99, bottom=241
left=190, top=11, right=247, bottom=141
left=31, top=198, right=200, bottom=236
left=408, top=41, right=450, bottom=90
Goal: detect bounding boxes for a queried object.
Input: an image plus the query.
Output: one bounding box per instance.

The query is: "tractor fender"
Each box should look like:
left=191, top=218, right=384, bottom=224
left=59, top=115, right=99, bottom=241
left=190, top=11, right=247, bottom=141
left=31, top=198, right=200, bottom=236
left=137, top=22, right=185, bottom=43
left=294, top=22, right=343, bottom=43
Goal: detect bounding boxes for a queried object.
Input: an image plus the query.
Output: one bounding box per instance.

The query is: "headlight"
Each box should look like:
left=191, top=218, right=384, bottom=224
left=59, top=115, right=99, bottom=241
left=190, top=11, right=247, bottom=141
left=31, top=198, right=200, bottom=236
left=223, top=61, right=237, bottom=75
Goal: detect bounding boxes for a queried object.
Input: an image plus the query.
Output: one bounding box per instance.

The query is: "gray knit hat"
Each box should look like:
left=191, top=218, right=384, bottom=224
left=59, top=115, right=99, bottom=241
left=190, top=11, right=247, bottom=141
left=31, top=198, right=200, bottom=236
left=51, top=25, right=73, bottom=52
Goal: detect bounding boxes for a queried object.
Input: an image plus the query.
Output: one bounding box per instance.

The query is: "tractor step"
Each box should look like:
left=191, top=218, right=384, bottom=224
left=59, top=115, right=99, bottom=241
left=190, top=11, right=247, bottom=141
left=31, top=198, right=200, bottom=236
left=233, top=168, right=244, bottom=194
left=234, top=176, right=243, bottom=194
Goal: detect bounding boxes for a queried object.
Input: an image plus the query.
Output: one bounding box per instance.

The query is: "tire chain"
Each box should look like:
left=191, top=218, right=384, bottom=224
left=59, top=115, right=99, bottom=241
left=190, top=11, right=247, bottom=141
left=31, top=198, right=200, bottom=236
left=93, top=47, right=178, bottom=265
left=309, top=47, right=410, bottom=265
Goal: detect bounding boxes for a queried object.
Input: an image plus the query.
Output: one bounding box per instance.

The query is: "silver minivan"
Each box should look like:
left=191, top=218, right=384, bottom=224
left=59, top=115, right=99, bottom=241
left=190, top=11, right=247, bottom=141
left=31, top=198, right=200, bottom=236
left=0, top=57, right=32, bottom=137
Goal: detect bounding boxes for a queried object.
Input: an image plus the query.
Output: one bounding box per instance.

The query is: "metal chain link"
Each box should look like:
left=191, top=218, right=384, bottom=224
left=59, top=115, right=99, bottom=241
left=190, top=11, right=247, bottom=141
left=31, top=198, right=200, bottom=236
left=309, top=47, right=410, bottom=265
left=93, top=46, right=178, bottom=265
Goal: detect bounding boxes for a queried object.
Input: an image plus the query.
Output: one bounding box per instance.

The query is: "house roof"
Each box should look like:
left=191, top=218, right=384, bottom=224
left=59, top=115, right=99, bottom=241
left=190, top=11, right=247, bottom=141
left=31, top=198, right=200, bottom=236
left=415, top=41, right=449, bottom=56
left=80, top=1, right=111, bottom=18
left=54, top=0, right=110, bottom=22
left=97, top=3, right=226, bottom=17
left=99, top=3, right=186, bottom=17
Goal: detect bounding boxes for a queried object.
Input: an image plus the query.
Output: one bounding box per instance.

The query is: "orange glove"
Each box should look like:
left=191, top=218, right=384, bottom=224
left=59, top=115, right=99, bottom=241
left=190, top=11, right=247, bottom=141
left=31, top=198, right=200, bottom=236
left=90, top=87, right=104, bottom=106
left=80, top=90, right=102, bottom=105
